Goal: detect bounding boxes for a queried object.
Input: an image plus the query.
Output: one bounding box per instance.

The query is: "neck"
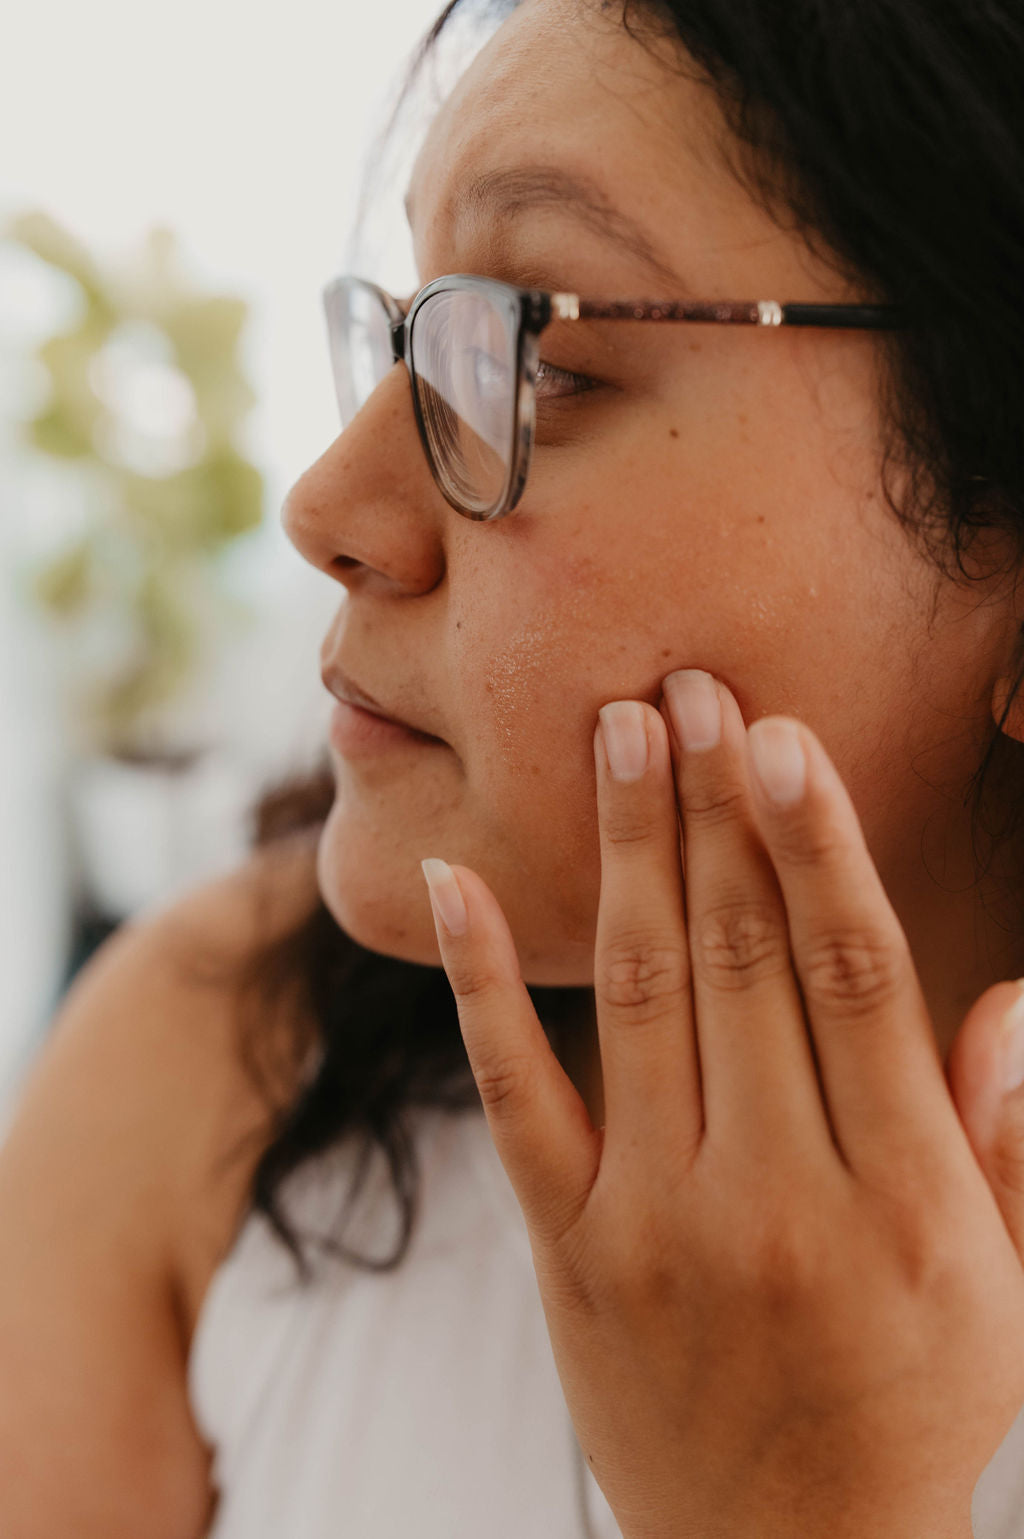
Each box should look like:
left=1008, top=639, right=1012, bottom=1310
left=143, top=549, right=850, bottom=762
left=882, top=791, right=1024, bottom=1062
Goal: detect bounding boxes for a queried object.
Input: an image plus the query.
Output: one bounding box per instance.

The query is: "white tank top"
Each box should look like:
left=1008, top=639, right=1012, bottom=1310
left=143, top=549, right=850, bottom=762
left=186, top=1105, right=1024, bottom=1538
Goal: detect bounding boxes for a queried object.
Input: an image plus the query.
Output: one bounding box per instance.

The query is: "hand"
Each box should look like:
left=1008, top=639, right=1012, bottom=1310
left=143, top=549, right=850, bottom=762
left=421, top=669, right=1024, bottom=1539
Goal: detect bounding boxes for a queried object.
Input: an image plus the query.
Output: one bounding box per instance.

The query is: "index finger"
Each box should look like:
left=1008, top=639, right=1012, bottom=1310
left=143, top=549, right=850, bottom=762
left=421, top=858, right=600, bottom=1242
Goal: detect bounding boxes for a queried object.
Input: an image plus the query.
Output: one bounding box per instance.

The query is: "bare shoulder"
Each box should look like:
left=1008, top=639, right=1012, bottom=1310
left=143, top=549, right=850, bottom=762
left=91, top=825, right=326, bottom=1332
left=0, top=829, right=324, bottom=1538
left=154, top=829, right=325, bottom=1331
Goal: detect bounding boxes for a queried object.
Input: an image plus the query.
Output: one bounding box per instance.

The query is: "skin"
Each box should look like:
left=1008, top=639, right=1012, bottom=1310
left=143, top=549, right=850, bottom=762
left=282, top=0, right=1024, bottom=1131
left=423, top=687, right=1024, bottom=1535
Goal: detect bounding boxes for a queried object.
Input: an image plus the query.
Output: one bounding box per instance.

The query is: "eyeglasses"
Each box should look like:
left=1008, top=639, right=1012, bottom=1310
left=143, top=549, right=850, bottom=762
left=322, top=271, right=907, bottom=523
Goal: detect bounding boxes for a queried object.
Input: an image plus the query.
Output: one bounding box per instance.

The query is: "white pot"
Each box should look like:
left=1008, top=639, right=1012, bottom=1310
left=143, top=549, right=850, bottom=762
left=69, top=747, right=258, bottom=922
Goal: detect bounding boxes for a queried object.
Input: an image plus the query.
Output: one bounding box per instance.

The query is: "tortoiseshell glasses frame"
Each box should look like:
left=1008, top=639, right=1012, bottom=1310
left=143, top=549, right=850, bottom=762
left=322, top=271, right=907, bottom=523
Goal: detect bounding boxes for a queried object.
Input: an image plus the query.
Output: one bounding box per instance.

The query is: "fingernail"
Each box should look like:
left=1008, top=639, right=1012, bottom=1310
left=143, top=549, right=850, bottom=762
left=664, top=669, right=721, bottom=751
left=598, top=701, right=649, bottom=781
left=421, top=858, right=468, bottom=937
left=748, top=719, right=807, bottom=806
left=1001, top=980, right=1024, bottom=1094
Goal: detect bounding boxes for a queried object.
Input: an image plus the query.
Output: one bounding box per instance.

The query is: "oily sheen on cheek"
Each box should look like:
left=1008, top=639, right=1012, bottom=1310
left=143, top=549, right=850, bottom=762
left=468, top=553, right=591, bottom=756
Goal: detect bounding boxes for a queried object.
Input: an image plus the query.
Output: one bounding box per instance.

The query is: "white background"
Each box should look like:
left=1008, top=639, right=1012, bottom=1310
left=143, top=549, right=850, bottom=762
left=0, top=0, right=486, bottom=1119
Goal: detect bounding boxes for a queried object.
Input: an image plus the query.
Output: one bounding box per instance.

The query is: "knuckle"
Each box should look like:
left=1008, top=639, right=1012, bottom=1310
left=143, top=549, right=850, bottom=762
left=681, top=780, right=748, bottom=830
left=771, top=815, right=847, bottom=868
left=800, top=927, right=908, bottom=1017
left=471, top=1051, right=537, bottom=1113
left=743, top=1205, right=825, bottom=1308
left=868, top=1190, right=958, bottom=1298
left=692, top=898, right=787, bottom=990
left=598, top=930, right=690, bottom=1020
left=601, top=798, right=662, bottom=850
left=451, top=961, right=507, bottom=1004
left=890, top=1216, right=947, bottom=1294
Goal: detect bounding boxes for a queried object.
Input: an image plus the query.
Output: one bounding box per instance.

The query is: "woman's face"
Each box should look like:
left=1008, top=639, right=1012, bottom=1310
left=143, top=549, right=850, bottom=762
left=284, top=0, right=1017, bottom=989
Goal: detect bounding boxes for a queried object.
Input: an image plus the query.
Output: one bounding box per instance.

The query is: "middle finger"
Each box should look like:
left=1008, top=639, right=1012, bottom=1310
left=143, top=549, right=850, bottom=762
left=662, top=669, right=836, bottom=1163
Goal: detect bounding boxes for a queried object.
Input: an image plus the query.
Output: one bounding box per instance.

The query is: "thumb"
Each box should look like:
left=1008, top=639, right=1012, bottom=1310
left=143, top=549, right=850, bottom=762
left=947, top=977, right=1024, bottom=1258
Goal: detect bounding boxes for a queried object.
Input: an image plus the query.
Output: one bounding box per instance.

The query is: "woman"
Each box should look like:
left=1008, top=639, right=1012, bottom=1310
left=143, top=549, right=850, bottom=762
left=2, top=0, right=1023, bottom=1533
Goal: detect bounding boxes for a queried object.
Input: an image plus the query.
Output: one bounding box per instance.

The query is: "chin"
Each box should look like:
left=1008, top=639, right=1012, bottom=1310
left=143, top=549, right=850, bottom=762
left=315, top=809, right=444, bottom=968
left=315, top=794, right=598, bottom=988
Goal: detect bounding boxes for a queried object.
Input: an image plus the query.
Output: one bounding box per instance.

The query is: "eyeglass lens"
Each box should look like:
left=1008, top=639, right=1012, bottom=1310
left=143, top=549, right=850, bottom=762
left=327, top=280, right=521, bottom=517
left=325, top=282, right=394, bottom=427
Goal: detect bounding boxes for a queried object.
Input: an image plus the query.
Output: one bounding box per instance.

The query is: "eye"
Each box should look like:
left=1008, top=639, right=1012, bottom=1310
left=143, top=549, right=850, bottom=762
left=534, top=359, right=597, bottom=401
left=470, top=346, right=510, bottom=399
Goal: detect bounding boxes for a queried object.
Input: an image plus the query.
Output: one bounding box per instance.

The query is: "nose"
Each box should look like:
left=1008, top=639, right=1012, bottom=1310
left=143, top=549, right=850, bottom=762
left=281, top=364, right=447, bottom=596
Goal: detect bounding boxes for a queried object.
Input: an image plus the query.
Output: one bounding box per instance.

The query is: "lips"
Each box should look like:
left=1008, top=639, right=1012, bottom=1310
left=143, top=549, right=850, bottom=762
left=321, top=659, right=443, bottom=741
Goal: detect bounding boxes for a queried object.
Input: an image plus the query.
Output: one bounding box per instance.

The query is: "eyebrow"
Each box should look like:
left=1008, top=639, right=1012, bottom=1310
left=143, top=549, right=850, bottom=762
left=403, top=164, right=687, bottom=293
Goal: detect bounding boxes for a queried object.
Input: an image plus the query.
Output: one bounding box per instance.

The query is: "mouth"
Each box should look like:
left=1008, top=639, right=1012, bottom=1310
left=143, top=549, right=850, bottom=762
left=321, top=660, right=447, bottom=751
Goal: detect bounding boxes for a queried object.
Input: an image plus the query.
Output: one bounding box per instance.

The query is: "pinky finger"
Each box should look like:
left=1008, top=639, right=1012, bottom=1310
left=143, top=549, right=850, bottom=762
left=421, top=859, right=600, bottom=1241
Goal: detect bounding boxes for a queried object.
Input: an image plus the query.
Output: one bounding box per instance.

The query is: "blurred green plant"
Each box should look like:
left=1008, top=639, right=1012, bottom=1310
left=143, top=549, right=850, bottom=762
left=4, top=209, right=264, bottom=759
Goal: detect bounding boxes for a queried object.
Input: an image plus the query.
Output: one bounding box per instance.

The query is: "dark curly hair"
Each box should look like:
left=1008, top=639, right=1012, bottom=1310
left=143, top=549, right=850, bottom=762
left=213, top=0, right=1024, bottom=1283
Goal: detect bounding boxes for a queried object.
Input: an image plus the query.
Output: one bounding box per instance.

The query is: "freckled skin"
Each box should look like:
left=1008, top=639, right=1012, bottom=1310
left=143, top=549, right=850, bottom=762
left=286, top=0, right=1024, bottom=1061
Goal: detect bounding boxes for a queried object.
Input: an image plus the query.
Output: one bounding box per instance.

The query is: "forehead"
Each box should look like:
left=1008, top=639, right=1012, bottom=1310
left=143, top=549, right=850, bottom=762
left=406, top=0, right=781, bottom=283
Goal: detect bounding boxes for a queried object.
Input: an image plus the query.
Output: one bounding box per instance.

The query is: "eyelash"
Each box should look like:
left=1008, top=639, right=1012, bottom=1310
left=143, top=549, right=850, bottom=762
left=534, top=358, right=598, bottom=401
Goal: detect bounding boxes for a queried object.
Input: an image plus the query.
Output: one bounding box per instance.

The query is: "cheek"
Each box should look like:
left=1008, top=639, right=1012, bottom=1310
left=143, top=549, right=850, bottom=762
left=447, top=532, right=753, bottom=953
left=449, top=458, right=900, bottom=915
left=452, top=566, right=608, bottom=945
left=475, top=563, right=601, bottom=765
